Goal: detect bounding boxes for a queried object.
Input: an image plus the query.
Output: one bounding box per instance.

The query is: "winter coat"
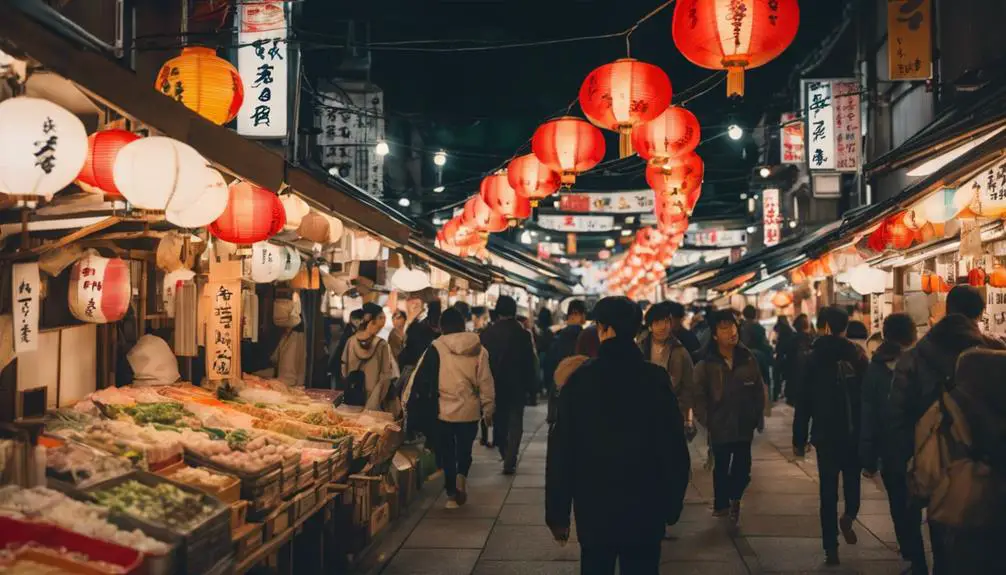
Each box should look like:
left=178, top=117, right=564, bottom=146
left=793, top=334, right=869, bottom=449
left=546, top=337, right=690, bottom=547
left=388, top=328, right=405, bottom=361
left=639, top=333, right=697, bottom=421
left=859, top=340, right=905, bottom=473
left=890, top=314, right=1006, bottom=471
left=341, top=334, right=398, bottom=411
left=951, top=348, right=1006, bottom=485
left=405, top=332, right=495, bottom=426
left=480, top=318, right=538, bottom=408
left=693, top=345, right=767, bottom=445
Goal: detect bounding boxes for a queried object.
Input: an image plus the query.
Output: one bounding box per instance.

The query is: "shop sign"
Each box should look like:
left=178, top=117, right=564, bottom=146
left=780, top=112, right=805, bottom=164
left=888, top=0, right=932, bottom=81
left=683, top=229, right=747, bottom=248
left=762, top=188, right=782, bottom=247
left=237, top=1, right=289, bottom=138
left=557, top=190, right=654, bottom=213
left=538, top=242, right=565, bottom=256
left=984, top=287, right=1006, bottom=335
left=960, top=156, right=1006, bottom=216
left=11, top=263, right=39, bottom=353
left=536, top=214, right=616, bottom=233
left=870, top=293, right=884, bottom=334
left=206, top=280, right=242, bottom=381
left=316, top=82, right=385, bottom=196
left=803, top=79, right=860, bottom=172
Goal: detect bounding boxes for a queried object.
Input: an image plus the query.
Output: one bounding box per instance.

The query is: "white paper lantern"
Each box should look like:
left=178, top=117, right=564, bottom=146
left=281, top=194, right=310, bottom=231
left=847, top=264, right=887, bottom=295
left=163, top=268, right=196, bottom=318
left=326, top=214, right=344, bottom=243
left=391, top=267, right=431, bottom=292
left=277, top=245, right=301, bottom=281
left=112, top=136, right=209, bottom=210
left=0, top=97, right=88, bottom=202
left=351, top=232, right=382, bottom=261
left=68, top=251, right=131, bottom=324
left=166, top=167, right=229, bottom=227
left=250, top=242, right=284, bottom=283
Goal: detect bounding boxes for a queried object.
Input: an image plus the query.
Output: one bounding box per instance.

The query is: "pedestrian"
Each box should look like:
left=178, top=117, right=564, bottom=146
left=694, top=310, right=766, bottom=526
left=772, top=315, right=795, bottom=403
left=639, top=301, right=697, bottom=429
left=472, top=306, right=489, bottom=333
left=453, top=301, right=473, bottom=331
left=544, top=300, right=587, bottom=423
left=740, top=305, right=773, bottom=391
left=535, top=308, right=556, bottom=396
left=859, top=313, right=924, bottom=574
left=846, top=320, right=870, bottom=358
left=691, top=306, right=713, bottom=352
left=405, top=308, right=495, bottom=509
left=551, top=325, right=600, bottom=405
left=890, top=286, right=1006, bottom=574
left=546, top=296, right=689, bottom=575
left=341, top=303, right=399, bottom=411
left=667, top=301, right=703, bottom=363
left=388, top=309, right=407, bottom=360
left=793, top=305, right=868, bottom=566
left=782, top=313, right=815, bottom=406
left=480, top=296, right=538, bottom=474
left=398, top=298, right=441, bottom=370
left=329, top=308, right=364, bottom=389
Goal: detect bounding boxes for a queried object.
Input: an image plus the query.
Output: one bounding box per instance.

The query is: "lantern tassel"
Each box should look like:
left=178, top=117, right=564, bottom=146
left=726, top=66, right=746, bottom=98
left=618, top=127, right=635, bottom=159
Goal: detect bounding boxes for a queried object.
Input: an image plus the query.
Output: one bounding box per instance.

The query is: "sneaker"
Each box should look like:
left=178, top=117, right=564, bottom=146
left=839, top=515, right=858, bottom=544
left=728, top=500, right=741, bottom=525
left=825, top=548, right=840, bottom=566
left=711, top=507, right=730, bottom=518
left=456, top=475, right=468, bottom=506
left=445, top=497, right=460, bottom=510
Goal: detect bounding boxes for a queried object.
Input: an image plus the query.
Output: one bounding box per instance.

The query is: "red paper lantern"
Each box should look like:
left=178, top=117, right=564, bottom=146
left=646, top=152, right=705, bottom=197
left=480, top=172, right=531, bottom=220
left=209, top=181, right=285, bottom=244
left=507, top=154, right=561, bottom=204
left=968, top=267, right=987, bottom=287
left=76, top=129, right=141, bottom=198
left=772, top=291, right=793, bottom=309
left=531, top=117, right=606, bottom=186
left=69, top=252, right=131, bottom=324
left=462, top=195, right=508, bottom=233
left=441, top=217, right=483, bottom=248
left=790, top=268, right=807, bottom=284
left=885, top=213, right=916, bottom=250
left=632, top=106, right=701, bottom=162
left=672, top=0, right=800, bottom=98
left=579, top=58, right=672, bottom=157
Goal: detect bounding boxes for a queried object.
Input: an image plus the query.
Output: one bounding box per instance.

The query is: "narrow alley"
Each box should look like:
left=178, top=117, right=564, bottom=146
left=358, top=404, right=912, bottom=575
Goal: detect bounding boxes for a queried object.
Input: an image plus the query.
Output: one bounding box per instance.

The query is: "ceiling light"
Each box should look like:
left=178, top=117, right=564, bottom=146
left=433, top=150, right=447, bottom=167
left=520, top=231, right=532, bottom=244
left=746, top=225, right=757, bottom=233
left=375, top=141, right=390, bottom=157
left=604, top=238, right=615, bottom=248
left=740, top=193, right=748, bottom=200
left=433, top=185, right=445, bottom=193
left=620, top=229, right=632, bottom=236
left=553, top=200, right=560, bottom=208
left=789, top=220, right=798, bottom=228
left=530, top=230, right=538, bottom=237
left=432, top=217, right=446, bottom=225
left=328, top=167, right=339, bottom=176
left=613, top=224, right=623, bottom=230
left=559, top=257, right=569, bottom=264
left=544, top=235, right=551, bottom=241
left=625, top=216, right=635, bottom=224
left=397, top=197, right=410, bottom=207
left=759, top=167, right=771, bottom=178
left=727, top=124, right=744, bottom=141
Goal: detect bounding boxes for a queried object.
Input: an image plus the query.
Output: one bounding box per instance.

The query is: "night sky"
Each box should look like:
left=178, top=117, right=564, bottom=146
left=306, top=0, right=848, bottom=234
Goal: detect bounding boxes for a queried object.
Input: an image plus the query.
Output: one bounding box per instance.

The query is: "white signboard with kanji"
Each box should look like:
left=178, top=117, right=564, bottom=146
left=762, top=188, right=782, bottom=247
left=684, top=229, right=747, bottom=248
left=803, top=79, right=860, bottom=172
left=236, top=1, right=289, bottom=138
left=805, top=80, right=836, bottom=171
left=206, top=281, right=241, bottom=381
left=536, top=214, right=616, bottom=233
left=12, top=263, right=39, bottom=353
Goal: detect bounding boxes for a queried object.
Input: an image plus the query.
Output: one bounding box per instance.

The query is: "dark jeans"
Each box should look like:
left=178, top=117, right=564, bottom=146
left=437, top=420, right=478, bottom=496
left=494, top=404, right=524, bottom=471
left=580, top=542, right=661, bottom=575
left=815, top=444, right=861, bottom=550
left=712, top=441, right=752, bottom=510
left=881, top=469, right=926, bottom=566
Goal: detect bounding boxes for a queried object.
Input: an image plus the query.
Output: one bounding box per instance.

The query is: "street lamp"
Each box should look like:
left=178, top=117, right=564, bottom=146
left=520, top=230, right=532, bottom=244
left=375, top=141, right=390, bottom=157
left=727, top=124, right=744, bottom=141
left=433, top=150, right=447, bottom=167
left=397, top=197, right=410, bottom=208
left=433, top=186, right=445, bottom=193
left=604, top=238, right=615, bottom=248
left=746, top=225, right=757, bottom=234
left=759, top=167, right=771, bottom=178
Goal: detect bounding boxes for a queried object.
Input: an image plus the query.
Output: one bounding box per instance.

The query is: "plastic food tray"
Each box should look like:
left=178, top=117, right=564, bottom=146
left=157, top=463, right=241, bottom=504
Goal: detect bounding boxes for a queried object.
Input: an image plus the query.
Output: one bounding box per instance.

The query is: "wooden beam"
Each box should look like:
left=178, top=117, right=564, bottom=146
left=0, top=216, right=124, bottom=260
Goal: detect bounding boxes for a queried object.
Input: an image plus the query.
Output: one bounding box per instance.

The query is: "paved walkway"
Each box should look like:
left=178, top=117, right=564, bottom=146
left=360, top=403, right=915, bottom=574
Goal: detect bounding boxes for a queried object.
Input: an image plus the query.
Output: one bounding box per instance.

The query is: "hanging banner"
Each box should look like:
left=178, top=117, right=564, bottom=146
left=833, top=81, right=861, bottom=171
left=869, top=293, right=884, bottom=335
left=762, top=188, right=782, bottom=247
left=558, top=190, right=654, bottom=213
left=804, top=79, right=860, bottom=172
left=206, top=280, right=242, bottom=381
left=781, top=112, right=805, bottom=164
left=684, top=229, right=748, bottom=248
left=316, top=81, right=386, bottom=197
left=536, top=214, right=616, bottom=233
left=236, top=1, right=289, bottom=138
left=12, top=263, right=39, bottom=353
left=805, top=80, right=835, bottom=171
left=888, top=0, right=933, bottom=81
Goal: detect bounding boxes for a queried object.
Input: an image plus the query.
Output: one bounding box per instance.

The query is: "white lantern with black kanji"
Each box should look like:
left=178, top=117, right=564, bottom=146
left=68, top=251, right=131, bottom=324
left=277, top=245, right=302, bottom=281
left=249, top=242, right=284, bottom=283
left=0, top=97, right=88, bottom=204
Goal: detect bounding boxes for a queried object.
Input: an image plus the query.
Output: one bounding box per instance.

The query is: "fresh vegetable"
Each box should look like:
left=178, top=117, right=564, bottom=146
left=92, top=480, right=215, bottom=532
left=123, top=403, right=192, bottom=426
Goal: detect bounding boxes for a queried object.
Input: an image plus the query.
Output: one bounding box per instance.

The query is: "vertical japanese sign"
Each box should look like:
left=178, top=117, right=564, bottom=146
left=805, top=80, right=835, bottom=171
left=832, top=82, right=861, bottom=171
left=780, top=112, right=805, bottom=164
left=206, top=281, right=242, bottom=381
left=316, top=83, right=386, bottom=197
left=888, top=0, right=932, bottom=81
left=12, top=263, right=39, bottom=353
left=762, top=188, right=782, bottom=247
left=237, top=1, right=288, bottom=138
left=870, top=293, right=885, bottom=335
left=984, top=287, right=1006, bottom=335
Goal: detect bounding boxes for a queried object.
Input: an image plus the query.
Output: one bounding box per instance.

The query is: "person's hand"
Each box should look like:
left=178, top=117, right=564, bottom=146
left=549, top=525, right=570, bottom=545
left=756, top=420, right=765, bottom=434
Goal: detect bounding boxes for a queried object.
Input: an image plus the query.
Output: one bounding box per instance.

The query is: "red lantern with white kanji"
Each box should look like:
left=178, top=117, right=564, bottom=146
left=531, top=117, right=606, bottom=186
left=76, top=129, right=141, bottom=198
left=480, top=172, right=531, bottom=220
left=68, top=251, right=131, bottom=324
left=632, top=106, right=701, bottom=162
left=672, top=0, right=800, bottom=98
left=507, top=154, right=561, bottom=205
left=646, top=152, right=704, bottom=197
left=579, top=58, right=672, bottom=157
left=209, top=181, right=285, bottom=244
left=441, top=217, right=483, bottom=248
left=462, top=195, right=508, bottom=233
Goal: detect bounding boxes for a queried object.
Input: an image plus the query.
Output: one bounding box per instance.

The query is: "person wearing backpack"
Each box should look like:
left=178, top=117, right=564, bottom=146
left=793, top=306, right=868, bottom=566
left=341, top=302, right=398, bottom=411
left=890, top=286, right=1006, bottom=574
left=859, top=313, right=925, bottom=573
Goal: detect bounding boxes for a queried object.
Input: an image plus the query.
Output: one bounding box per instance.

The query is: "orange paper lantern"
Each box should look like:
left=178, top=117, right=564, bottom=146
left=507, top=154, right=561, bottom=204
left=531, top=117, right=606, bottom=186
left=991, top=265, right=1006, bottom=288
left=646, top=152, right=704, bottom=196
left=632, top=106, right=701, bottom=162
left=578, top=58, right=672, bottom=157
left=772, top=291, right=793, bottom=309
left=480, top=172, right=531, bottom=220
left=76, top=129, right=141, bottom=198
left=462, top=195, right=508, bottom=233
left=156, top=47, right=244, bottom=125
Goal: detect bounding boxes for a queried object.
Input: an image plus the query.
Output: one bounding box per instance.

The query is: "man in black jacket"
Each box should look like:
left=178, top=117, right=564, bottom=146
left=480, top=296, right=538, bottom=474
left=793, top=306, right=868, bottom=566
left=889, top=286, right=1006, bottom=574
left=544, top=300, right=586, bottom=422
left=547, top=297, right=690, bottom=575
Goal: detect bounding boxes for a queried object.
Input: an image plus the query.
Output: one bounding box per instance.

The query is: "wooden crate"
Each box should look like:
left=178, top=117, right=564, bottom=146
left=232, top=523, right=263, bottom=562
left=229, top=500, right=248, bottom=532
left=369, top=502, right=390, bottom=538
left=262, top=501, right=294, bottom=541
left=349, top=475, right=381, bottom=528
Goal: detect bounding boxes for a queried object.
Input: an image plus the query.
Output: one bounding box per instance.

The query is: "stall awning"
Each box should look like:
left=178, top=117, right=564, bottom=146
left=664, top=258, right=728, bottom=288
left=403, top=237, right=492, bottom=292
left=0, top=1, right=412, bottom=246
left=487, top=237, right=579, bottom=288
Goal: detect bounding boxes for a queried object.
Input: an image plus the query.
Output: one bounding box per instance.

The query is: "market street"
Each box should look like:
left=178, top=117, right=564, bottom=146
left=358, top=403, right=912, bottom=575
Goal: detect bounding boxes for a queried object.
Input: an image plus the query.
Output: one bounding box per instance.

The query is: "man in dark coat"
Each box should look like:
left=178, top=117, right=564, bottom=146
left=544, top=300, right=586, bottom=423
left=480, top=295, right=538, bottom=474
left=793, top=305, right=869, bottom=566
left=859, top=313, right=923, bottom=573
left=546, top=296, right=690, bottom=575
left=890, top=286, right=1006, bottom=574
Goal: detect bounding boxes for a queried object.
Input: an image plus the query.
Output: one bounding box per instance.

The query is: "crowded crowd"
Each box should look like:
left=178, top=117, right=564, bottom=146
left=322, top=289, right=1003, bottom=575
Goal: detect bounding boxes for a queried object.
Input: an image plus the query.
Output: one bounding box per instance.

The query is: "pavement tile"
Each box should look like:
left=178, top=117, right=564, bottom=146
left=498, top=503, right=548, bottom=526
left=473, top=560, right=579, bottom=575
left=426, top=502, right=505, bottom=519
left=658, top=559, right=749, bottom=574
left=505, top=488, right=546, bottom=505
left=380, top=549, right=481, bottom=574
left=512, top=474, right=547, bottom=488
left=743, top=536, right=902, bottom=572
left=403, top=518, right=496, bottom=549
left=735, top=514, right=822, bottom=538
left=482, top=525, right=581, bottom=562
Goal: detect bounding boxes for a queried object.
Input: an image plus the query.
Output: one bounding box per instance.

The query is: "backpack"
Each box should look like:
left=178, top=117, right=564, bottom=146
left=343, top=369, right=367, bottom=406
left=908, top=377, right=1006, bottom=528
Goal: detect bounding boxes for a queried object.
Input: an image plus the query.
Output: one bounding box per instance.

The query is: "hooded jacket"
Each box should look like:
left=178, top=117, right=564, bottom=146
left=341, top=334, right=398, bottom=411
left=793, top=334, right=868, bottom=449
left=859, top=340, right=905, bottom=472
left=546, top=337, right=689, bottom=546
left=480, top=318, right=538, bottom=408
left=639, top=332, right=696, bottom=420
left=890, top=314, right=1006, bottom=469
left=694, top=344, right=766, bottom=445
left=424, top=332, right=496, bottom=423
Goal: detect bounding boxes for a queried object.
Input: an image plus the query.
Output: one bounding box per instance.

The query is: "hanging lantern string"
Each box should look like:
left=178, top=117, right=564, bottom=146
left=624, top=0, right=676, bottom=58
